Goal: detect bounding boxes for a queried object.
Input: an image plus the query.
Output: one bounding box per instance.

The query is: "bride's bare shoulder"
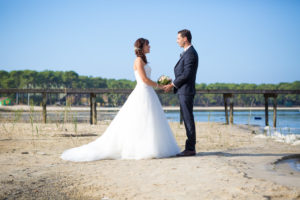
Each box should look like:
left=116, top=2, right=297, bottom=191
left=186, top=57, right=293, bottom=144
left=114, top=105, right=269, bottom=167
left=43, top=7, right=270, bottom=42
left=135, top=57, right=145, bottom=65
left=133, top=57, right=145, bottom=70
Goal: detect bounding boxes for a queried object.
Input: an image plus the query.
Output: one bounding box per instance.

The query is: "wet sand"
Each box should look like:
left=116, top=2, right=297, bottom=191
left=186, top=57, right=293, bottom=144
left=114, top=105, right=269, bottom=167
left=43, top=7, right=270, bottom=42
left=0, top=122, right=300, bottom=199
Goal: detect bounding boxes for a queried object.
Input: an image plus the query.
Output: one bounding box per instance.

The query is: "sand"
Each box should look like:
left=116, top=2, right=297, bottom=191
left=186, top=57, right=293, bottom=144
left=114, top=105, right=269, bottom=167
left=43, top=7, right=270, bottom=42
left=0, top=121, right=300, bottom=200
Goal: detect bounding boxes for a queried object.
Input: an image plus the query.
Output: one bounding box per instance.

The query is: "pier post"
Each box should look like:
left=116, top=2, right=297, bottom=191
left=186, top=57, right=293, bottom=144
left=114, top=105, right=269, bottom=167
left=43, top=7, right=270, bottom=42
left=42, top=92, right=47, bottom=123
left=229, top=96, right=234, bottom=124
left=223, top=94, right=229, bottom=124
left=264, top=94, right=269, bottom=126
left=273, top=94, right=278, bottom=128
left=223, top=94, right=233, bottom=125
left=90, top=93, right=97, bottom=124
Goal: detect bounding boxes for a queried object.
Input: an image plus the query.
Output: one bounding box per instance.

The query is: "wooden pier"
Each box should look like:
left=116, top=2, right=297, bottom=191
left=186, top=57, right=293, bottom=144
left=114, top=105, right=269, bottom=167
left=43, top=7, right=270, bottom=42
left=0, top=88, right=299, bottom=127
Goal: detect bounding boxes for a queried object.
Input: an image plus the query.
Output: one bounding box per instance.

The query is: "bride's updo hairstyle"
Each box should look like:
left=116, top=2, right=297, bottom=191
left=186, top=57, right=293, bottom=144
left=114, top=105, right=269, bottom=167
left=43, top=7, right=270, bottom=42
left=134, top=38, right=149, bottom=64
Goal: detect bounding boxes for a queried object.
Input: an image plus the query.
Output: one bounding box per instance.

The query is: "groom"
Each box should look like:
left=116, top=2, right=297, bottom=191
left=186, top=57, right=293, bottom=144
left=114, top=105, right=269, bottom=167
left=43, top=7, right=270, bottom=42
left=164, top=29, right=198, bottom=156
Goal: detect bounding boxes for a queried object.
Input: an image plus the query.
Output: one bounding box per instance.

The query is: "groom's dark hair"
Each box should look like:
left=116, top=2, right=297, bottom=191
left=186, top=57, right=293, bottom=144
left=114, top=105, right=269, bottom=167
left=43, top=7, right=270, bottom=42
left=178, top=29, right=192, bottom=43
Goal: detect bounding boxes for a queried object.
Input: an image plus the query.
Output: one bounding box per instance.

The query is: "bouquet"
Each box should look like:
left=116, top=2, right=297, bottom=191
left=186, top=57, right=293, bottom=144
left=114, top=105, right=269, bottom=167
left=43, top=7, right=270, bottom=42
left=157, top=75, right=172, bottom=85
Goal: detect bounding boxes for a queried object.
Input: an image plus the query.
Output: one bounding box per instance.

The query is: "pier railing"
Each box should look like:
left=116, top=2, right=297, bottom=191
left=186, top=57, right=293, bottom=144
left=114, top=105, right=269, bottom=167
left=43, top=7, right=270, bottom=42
left=0, top=88, right=299, bottom=127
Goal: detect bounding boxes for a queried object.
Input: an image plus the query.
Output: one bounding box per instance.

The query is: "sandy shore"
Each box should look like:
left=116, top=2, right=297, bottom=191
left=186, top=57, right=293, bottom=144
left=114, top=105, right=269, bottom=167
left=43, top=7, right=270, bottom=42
left=1, top=105, right=300, bottom=112
left=0, top=121, right=300, bottom=199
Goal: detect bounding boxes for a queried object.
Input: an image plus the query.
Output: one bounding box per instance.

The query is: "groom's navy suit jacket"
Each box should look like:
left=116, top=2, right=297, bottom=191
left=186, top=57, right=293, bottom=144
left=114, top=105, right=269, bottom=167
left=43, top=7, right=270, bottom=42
left=173, top=45, right=198, bottom=95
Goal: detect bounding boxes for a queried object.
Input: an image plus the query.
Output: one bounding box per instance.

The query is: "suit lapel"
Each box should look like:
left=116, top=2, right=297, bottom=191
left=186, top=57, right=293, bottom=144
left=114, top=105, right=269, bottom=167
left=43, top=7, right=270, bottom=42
left=174, top=56, right=183, bottom=69
left=174, top=46, right=193, bottom=69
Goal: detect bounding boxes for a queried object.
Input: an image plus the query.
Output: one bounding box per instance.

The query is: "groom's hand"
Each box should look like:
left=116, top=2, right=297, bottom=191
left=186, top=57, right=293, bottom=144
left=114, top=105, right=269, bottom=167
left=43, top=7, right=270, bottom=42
left=163, top=84, right=173, bottom=93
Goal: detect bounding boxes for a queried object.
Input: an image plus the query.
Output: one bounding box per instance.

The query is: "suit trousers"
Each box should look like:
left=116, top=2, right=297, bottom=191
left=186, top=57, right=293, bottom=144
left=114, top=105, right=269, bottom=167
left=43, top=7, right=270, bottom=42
left=178, top=94, right=196, bottom=151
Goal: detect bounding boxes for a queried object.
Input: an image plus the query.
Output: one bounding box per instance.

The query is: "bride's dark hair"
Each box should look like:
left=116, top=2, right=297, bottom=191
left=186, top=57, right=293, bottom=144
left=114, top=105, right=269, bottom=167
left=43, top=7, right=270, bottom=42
left=134, top=38, right=149, bottom=64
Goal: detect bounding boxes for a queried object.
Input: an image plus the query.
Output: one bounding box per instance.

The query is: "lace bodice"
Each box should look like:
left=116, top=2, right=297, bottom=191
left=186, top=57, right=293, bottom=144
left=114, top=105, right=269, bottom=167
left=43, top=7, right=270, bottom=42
left=134, top=65, right=151, bottom=86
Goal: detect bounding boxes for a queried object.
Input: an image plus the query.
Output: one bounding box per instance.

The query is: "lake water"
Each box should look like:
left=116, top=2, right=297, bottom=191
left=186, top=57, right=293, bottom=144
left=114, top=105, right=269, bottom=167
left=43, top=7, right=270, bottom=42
left=1, top=109, right=300, bottom=143
left=166, top=110, right=300, bottom=134
left=166, top=110, right=300, bottom=144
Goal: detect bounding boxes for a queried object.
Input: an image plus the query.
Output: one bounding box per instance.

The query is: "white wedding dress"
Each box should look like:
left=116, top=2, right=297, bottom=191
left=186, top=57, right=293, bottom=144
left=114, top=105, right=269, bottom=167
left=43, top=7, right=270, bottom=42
left=60, top=65, right=180, bottom=161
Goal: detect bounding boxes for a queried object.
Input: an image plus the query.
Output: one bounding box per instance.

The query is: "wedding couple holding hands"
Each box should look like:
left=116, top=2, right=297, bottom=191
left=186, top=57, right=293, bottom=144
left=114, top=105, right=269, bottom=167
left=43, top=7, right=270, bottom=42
left=61, top=29, right=198, bottom=162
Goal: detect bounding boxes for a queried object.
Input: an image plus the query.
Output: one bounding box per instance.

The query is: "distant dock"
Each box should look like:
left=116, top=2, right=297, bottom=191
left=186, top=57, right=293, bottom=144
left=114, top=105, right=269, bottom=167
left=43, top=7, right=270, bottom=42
left=1, top=105, right=300, bottom=112
left=1, top=88, right=299, bottom=127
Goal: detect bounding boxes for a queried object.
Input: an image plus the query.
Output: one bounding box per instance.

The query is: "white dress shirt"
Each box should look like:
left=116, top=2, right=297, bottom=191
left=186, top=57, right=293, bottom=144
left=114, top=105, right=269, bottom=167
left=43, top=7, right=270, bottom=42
left=184, top=44, right=192, bottom=52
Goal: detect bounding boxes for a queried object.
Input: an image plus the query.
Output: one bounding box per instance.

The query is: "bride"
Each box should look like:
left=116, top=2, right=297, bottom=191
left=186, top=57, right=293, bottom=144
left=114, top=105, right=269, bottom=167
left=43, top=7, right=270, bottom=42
left=60, top=38, right=180, bottom=162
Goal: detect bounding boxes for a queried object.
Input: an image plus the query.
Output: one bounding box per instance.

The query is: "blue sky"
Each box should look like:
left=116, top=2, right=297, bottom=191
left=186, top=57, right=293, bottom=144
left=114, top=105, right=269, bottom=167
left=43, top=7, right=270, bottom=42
left=0, top=0, right=299, bottom=84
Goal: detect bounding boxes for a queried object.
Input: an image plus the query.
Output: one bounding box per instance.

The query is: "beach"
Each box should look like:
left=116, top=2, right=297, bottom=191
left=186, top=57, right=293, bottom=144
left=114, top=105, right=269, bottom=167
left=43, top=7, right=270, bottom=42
left=0, top=121, right=300, bottom=199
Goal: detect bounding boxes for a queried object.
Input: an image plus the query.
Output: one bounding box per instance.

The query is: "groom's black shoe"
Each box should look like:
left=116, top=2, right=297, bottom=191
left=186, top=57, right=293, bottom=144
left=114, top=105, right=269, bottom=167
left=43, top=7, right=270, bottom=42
left=176, top=150, right=196, bottom=157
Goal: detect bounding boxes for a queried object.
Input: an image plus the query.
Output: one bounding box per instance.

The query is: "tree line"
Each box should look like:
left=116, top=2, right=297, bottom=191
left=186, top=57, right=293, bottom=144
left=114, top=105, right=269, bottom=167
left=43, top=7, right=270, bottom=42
left=0, top=70, right=299, bottom=107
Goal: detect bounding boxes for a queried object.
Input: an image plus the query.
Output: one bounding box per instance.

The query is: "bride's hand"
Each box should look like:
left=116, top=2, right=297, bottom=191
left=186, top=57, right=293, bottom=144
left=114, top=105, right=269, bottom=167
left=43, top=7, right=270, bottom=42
left=163, top=84, right=173, bottom=93
left=157, top=84, right=164, bottom=90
